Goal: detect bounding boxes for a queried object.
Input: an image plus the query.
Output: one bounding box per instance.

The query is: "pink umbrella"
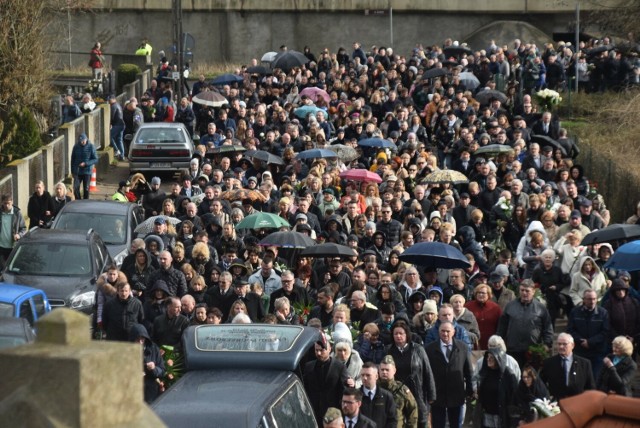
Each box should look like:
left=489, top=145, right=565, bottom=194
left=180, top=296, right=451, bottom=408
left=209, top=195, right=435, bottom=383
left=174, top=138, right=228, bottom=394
left=340, top=169, right=382, bottom=183
left=299, top=87, right=330, bottom=104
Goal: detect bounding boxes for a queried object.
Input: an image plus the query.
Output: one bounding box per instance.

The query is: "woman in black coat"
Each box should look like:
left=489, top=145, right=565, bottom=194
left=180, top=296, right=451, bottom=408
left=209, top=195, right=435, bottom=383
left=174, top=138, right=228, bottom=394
left=513, top=365, right=549, bottom=425
left=474, top=347, right=518, bottom=428
left=386, top=321, right=436, bottom=428
left=597, top=335, right=638, bottom=396
left=129, top=323, right=166, bottom=403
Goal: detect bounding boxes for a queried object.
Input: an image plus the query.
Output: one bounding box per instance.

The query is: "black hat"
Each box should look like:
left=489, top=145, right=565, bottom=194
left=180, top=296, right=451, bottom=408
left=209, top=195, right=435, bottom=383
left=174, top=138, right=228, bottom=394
left=233, top=277, right=250, bottom=287
left=119, top=180, right=131, bottom=188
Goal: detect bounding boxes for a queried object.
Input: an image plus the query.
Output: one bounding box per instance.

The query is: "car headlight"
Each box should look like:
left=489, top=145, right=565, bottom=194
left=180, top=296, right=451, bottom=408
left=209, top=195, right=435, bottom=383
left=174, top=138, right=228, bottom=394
left=70, top=291, right=95, bottom=309
left=114, top=249, right=128, bottom=267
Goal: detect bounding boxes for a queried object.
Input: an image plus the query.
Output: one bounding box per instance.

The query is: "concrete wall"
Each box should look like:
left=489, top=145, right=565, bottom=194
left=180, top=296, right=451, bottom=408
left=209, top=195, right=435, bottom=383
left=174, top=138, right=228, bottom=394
left=62, top=9, right=589, bottom=67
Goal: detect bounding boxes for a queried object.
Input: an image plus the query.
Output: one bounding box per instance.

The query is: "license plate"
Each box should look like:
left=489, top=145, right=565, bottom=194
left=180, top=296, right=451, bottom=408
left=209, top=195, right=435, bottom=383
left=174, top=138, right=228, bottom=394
left=151, top=162, right=171, bottom=168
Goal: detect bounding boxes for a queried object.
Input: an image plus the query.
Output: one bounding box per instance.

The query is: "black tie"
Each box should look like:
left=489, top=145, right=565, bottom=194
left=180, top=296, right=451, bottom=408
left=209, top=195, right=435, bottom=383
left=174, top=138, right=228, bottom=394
left=562, top=358, right=569, bottom=385
left=369, top=391, right=374, bottom=401
left=347, top=420, right=354, bottom=428
left=446, top=344, right=452, bottom=360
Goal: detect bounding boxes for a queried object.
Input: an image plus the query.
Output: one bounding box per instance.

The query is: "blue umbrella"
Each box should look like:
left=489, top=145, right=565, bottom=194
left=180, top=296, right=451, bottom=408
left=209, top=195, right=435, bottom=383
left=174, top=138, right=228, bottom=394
left=296, top=149, right=338, bottom=160
left=294, top=105, right=322, bottom=119
left=210, top=73, right=244, bottom=86
left=604, top=240, right=640, bottom=272
left=358, top=138, right=396, bottom=149
left=398, top=242, right=471, bottom=269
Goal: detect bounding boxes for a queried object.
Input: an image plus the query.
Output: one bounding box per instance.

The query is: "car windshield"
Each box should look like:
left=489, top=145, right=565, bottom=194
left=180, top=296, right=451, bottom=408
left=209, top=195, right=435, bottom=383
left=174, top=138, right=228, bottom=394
left=136, top=128, right=186, bottom=144
left=54, top=212, right=126, bottom=245
left=0, top=302, right=14, bottom=317
left=6, top=243, right=92, bottom=276
left=194, top=325, right=303, bottom=352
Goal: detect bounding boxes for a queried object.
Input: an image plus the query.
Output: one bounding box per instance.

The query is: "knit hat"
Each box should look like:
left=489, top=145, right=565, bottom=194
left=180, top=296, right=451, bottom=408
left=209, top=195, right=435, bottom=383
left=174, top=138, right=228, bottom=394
left=332, top=322, right=353, bottom=347
left=423, top=299, right=438, bottom=314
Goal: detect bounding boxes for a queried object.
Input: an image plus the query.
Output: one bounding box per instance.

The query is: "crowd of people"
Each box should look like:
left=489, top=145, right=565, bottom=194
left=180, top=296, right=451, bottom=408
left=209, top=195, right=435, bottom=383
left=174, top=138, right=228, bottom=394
left=68, top=36, right=640, bottom=425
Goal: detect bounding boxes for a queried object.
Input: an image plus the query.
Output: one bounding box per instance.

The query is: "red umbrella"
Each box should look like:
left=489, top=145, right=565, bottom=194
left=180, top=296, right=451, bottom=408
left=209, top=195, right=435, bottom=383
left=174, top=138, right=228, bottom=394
left=340, top=169, right=382, bottom=183
left=299, top=87, right=330, bottom=104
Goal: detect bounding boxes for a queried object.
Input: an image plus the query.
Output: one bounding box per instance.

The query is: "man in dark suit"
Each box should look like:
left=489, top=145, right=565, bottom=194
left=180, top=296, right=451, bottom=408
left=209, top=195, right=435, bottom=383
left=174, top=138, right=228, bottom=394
left=531, top=111, right=559, bottom=140
left=231, top=276, right=264, bottom=322
left=425, top=321, right=475, bottom=428
left=540, top=333, right=596, bottom=400
left=359, top=362, right=397, bottom=428
left=304, top=334, right=350, bottom=426
left=340, top=388, right=377, bottom=428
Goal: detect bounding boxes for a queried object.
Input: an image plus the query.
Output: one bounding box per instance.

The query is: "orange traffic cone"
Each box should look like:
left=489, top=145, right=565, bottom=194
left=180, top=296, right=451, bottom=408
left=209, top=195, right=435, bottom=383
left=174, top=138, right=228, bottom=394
left=89, top=166, right=98, bottom=192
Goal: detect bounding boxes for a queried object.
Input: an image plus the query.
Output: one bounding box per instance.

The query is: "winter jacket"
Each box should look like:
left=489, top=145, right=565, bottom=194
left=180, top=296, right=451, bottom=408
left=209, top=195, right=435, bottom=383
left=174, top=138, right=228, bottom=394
left=567, top=304, right=610, bottom=360
left=424, top=319, right=473, bottom=351
left=0, top=206, right=26, bottom=248
left=148, top=266, right=188, bottom=298
left=128, top=323, right=165, bottom=403
left=376, top=219, right=404, bottom=248
left=122, top=249, right=157, bottom=295
left=70, top=138, right=98, bottom=176
left=596, top=354, right=637, bottom=396
left=102, top=294, right=144, bottom=341
left=568, top=256, right=608, bottom=306
left=458, top=226, right=490, bottom=273
left=474, top=348, right=518, bottom=428
left=497, top=298, right=554, bottom=353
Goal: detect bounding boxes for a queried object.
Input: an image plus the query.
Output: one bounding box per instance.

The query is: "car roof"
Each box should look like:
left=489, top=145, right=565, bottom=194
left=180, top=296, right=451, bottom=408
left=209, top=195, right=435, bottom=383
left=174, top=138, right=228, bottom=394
left=0, top=283, right=45, bottom=303
left=182, top=324, right=320, bottom=371
left=137, top=122, right=188, bottom=130
left=20, top=228, right=97, bottom=244
left=152, top=370, right=296, bottom=428
left=55, top=200, right=137, bottom=215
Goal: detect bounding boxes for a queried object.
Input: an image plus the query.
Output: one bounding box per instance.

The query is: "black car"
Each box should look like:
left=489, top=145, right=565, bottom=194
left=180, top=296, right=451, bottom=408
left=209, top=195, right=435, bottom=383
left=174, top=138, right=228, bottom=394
left=152, top=324, right=319, bottom=428
left=2, top=228, right=113, bottom=313
left=50, top=200, right=145, bottom=266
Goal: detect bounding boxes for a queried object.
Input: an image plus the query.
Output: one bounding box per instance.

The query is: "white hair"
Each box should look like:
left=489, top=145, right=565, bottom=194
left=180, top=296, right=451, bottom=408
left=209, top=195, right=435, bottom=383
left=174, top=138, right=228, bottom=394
left=231, top=313, right=252, bottom=324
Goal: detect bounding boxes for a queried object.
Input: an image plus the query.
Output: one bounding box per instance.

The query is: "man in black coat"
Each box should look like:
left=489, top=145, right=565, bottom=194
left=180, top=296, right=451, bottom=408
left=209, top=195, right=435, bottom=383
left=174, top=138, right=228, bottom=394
left=425, top=321, right=475, bottom=428
left=232, top=276, right=264, bottom=322
left=359, top=362, right=397, bottom=428
left=303, top=335, right=350, bottom=426
left=268, top=270, right=311, bottom=314
left=340, top=388, right=377, bottom=428
left=102, top=282, right=144, bottom=342
left=152, top=296, right=189, bottom=350
left=540, top=332, right=596, bottom=400
left=147, top=251, right=188, bottom=298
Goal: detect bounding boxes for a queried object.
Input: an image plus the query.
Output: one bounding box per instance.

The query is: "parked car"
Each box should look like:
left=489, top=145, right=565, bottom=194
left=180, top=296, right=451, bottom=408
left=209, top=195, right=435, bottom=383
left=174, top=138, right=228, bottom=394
left=50, top=200, right=145, bottom=266
left=152, top=324, right=319, bottom=428
left=128, top=122, right=195, bottom=175
left=1, top=228, right=113, bottom=313
left=0, top=317, right=36, bottom=349
left=0, top=283, right=51, bottom=325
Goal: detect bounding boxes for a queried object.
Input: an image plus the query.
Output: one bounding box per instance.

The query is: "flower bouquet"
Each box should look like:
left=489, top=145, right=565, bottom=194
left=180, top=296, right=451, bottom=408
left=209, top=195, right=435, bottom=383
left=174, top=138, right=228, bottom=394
left=535, top=89, right=562, bottom=112
left=525, top=343, right=549, bottom=370
left=530, top=398, right=561, bottom=419
left=159, top=345, right=184, bottom=392
left=292, top=301, right=313, bottom=325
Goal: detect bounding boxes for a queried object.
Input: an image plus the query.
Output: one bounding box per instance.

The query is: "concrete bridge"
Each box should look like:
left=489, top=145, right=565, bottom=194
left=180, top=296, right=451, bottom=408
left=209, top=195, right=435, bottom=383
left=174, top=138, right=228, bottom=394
left=55, top=0, right=613, bottom=68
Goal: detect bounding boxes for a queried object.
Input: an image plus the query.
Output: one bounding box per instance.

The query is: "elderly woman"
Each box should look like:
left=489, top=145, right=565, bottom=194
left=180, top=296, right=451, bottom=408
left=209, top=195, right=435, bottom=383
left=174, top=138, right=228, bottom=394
left=274, top=296, right=298, bottom=325
left=397, top=266, right=425, bottom=304
left=449, top=294, right=481, bottom=348
left=52, top=182, right=73, bottom=217
left=333, top=322, right=362, bottom=388
left=465, top=284, right=502, bottom=350
left=597, top=336, right=638, bottom=396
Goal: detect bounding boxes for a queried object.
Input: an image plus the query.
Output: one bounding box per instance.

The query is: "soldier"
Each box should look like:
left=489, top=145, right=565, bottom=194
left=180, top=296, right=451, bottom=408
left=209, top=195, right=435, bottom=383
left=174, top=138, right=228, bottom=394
left=378, top=355, right=418, bottom=428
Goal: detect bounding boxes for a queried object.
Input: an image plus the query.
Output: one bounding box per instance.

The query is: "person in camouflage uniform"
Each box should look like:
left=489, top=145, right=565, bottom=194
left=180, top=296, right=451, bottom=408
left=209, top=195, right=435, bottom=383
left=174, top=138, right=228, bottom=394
left=378, top=355, right=419, bottom=428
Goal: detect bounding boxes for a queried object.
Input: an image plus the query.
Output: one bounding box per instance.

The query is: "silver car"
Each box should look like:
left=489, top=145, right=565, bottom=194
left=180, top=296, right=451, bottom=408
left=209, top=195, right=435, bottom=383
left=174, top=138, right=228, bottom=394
left=128, top=122, right=194, bottom=174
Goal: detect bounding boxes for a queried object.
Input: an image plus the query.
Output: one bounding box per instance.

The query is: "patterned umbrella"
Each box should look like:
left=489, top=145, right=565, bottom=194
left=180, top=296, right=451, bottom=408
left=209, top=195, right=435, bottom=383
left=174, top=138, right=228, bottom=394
left=327, top=144, right=359, bottom=162
left=340, top=169, right=382, bottom=183
left=474, top=144, right=514, bottom=157
left=220, top=189, right=267, bottom=203
left=192, top=91, right=227, bottom=107
left=421, top=169, right=469, bottom=185
left=134, top=215, right=181, bottom=234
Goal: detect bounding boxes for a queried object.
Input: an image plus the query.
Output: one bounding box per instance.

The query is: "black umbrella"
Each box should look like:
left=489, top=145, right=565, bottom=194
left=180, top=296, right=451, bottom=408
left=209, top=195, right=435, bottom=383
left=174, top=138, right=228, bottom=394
left=443, top=46, right=473, bottom=58
left=259, top=231, right=316, bottom=249
left=300, top=243, right=358, bottom=258
left=245, top=150, right=285, bottom=165
left=585, top=45, right=615, bottom=57
left=581, top=224, right=640, bottom=246
left=271, top=50, right=309, bottom=72
left=530, top=135, right=567, bottom=156
left=398, top=242, right=471, bottom=269
left=210, top=73, right=244, bottom=86
left=475, top=89, right=507, bottom=105
left=246, top=65, right=272, bottom=75
left=421, top=68, right=450, bottom=80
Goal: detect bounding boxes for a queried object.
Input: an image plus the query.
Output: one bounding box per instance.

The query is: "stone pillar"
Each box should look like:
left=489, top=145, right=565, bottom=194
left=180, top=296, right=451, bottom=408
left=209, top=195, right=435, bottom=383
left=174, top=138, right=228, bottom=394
left=0, top=309, right=166, bottom=428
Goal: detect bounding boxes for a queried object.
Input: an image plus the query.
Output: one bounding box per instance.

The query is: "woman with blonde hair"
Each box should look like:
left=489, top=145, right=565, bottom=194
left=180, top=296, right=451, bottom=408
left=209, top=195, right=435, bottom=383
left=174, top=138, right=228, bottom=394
left=227, top=299, right=249, bottom=323
left=597, top=336, right=637, bottom=396
left=161, top=198, right=177, bottom=217
left=190, top=242, right=215, bottom=279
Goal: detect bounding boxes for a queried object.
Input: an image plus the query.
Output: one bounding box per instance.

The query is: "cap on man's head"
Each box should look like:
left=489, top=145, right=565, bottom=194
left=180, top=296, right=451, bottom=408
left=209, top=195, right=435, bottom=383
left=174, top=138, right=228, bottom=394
left=79, top=133, right=88, bottom=141
left=460, top=192, right=470, bottom=199
left=154, top=217, right=166, bottom=225
left=248, top=176, right=258, bottom=183
left=389, top=131, right=400, bottom=139
left=151, top=177, right=161, bottom=186
left=542, top=146, right=553, bottom=153
left=489, top=272, right=503, bottom=283
left=580, top=198, right=592, bottom=207
left=381, top=355, right=396, bottom=366
left=233, top=277, right=249, bottom=287
left=494, top=264, right=509, bottom=278
left=322, top=188, right=335, bottom=196
left=570, top=209, right=582, bottom=219
left=295, top=213, right=308, bottom=221
left=119, top=180, right=131, bottom=188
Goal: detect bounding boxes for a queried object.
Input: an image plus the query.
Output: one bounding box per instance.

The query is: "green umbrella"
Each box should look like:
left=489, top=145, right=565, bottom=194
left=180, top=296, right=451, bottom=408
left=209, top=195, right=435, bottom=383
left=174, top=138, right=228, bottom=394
left=235, top=212, right=291, bottom=230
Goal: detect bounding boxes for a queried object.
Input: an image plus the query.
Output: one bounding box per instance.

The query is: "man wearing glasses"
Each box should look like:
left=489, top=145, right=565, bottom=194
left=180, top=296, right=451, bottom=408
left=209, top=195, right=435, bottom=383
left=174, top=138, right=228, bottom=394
left=340, top=388, right=376, bottom=428
left=376, top=204, right=403, bottom=247
left=540, top=333, right=595, bottom=400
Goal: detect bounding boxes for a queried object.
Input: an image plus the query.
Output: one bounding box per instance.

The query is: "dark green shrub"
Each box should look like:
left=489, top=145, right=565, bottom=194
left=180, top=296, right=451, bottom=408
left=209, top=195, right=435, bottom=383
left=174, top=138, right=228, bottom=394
left=1, top=107, right=42, bottom=164
left=116, top=63, right=142, bottom=93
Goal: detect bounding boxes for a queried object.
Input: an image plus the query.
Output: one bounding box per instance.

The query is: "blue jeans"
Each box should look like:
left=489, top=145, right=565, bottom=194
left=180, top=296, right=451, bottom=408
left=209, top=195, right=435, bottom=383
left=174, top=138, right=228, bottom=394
left=110, top=124, right=125, bottom=156
left=74, top=174, right=91, bottom=199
